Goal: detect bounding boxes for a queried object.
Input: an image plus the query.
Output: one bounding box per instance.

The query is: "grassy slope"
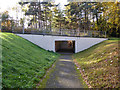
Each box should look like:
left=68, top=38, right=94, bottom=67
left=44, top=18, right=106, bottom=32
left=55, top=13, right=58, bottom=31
left=73, top=39, right=120, bottom=88
left=0, top=32, right=59, bottom=88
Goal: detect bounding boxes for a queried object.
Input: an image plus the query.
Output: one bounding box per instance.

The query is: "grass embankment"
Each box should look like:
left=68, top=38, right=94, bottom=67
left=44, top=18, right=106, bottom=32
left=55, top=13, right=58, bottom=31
left=73, top=39, right=120, bottom=88
left=0, top=32, right=59, bottom=88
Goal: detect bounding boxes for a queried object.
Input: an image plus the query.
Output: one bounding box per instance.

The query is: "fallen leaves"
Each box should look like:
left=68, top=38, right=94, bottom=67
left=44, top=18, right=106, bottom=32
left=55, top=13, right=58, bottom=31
left=73, top=40, right=120, bottom=88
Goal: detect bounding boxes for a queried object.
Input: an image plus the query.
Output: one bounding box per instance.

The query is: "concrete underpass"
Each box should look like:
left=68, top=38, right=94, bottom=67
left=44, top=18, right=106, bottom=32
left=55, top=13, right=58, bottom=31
left=55, top=41, right=75, bottom=53
left=16, top=34, right=107, bottom=53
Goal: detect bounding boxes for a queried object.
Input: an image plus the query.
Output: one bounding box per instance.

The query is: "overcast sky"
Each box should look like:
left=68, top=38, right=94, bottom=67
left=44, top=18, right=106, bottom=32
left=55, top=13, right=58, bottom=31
left=0, top=0, right=68, bottom=13
left=0, top=0, right=68, bottom=28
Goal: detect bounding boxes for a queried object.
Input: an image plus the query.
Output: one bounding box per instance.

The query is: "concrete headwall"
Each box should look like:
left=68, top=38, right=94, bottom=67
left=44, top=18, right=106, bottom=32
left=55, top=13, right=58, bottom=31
left=16, top=34, right=107, bottom=53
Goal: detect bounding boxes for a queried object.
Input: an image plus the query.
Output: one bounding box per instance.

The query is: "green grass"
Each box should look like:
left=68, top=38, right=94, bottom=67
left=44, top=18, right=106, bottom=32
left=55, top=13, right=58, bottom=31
left=36, top=59, right=58, bottom=88
left=0, top=32, right=59, bottom=88
left=73, top=39, right=120, bottom=88
left=108, top=37, right=120, bottom=40
left=75, top=65, right=88, bottom=88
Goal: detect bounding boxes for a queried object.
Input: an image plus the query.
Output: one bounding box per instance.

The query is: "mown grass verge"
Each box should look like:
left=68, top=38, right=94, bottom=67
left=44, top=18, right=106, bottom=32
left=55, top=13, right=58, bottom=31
left=73, top=39, right=120, bottom=88
left=0, top=32, right=59, bottom=88
left=74, top=65, right=88, bottom=88
left=36, top=58, right=58, bottom=88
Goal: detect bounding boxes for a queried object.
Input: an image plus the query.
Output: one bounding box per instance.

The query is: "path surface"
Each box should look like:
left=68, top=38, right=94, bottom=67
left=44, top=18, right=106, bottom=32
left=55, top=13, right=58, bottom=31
left=46, top=53, right=84, bottom=88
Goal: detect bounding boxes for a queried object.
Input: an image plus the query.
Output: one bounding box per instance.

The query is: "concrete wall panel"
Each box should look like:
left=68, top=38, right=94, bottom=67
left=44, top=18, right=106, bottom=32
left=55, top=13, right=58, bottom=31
left=16, top=34, right=107, bottom=53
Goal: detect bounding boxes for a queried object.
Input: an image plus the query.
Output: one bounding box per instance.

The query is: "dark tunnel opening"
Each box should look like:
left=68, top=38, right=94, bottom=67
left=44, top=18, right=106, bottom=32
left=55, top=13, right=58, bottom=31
left=55, top=41, right=75, bottom=53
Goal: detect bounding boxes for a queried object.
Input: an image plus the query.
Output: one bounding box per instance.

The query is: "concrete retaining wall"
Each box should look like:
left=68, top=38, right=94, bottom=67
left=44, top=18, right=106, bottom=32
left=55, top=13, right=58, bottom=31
left=16, top=34, right=107, bottom=53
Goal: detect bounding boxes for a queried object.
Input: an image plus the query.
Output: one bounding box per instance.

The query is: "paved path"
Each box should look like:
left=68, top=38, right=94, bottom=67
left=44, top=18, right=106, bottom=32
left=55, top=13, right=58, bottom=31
left=46, top=53, right=84, bottom=88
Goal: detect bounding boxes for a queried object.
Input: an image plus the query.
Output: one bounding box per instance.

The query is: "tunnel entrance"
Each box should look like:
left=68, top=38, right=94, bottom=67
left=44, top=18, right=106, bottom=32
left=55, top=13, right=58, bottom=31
left=55, top=41, right=75, bottom=53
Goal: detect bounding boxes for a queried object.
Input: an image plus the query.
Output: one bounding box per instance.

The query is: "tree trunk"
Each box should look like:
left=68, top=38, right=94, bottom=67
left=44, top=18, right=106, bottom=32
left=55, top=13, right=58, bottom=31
left=60, top=21, right=61, bottom=35
left=96, top=13, right=99, bottom=26
left=38, top=0, right=41, bottom=31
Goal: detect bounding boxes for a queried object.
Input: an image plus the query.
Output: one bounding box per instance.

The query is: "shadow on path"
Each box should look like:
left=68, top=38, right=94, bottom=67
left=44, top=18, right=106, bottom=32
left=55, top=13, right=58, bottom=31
left=46, top=53, right=84, bottom=88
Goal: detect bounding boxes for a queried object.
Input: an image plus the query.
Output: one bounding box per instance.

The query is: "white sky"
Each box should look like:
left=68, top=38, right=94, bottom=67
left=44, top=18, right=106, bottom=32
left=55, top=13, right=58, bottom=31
left=0, top=0, right=68, bottom=20
left=0, top=0, right=120, bottom=13
left=0, top=0, right=67, bottom=28
left=0, top=0, right=20, bottom=12
left=0, top=0, right=68, bottom=12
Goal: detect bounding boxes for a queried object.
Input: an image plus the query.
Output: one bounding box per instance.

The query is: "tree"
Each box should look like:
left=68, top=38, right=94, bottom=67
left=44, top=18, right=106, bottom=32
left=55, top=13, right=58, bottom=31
left=52, top=6, right=66, bottom=33
left=65, top=2, right=93, bottom=30
left=21, top=1, right=56, bottom=32
left=105, top=2, right=120, bottom=37
left=1, top=11, right=14, bottom=32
